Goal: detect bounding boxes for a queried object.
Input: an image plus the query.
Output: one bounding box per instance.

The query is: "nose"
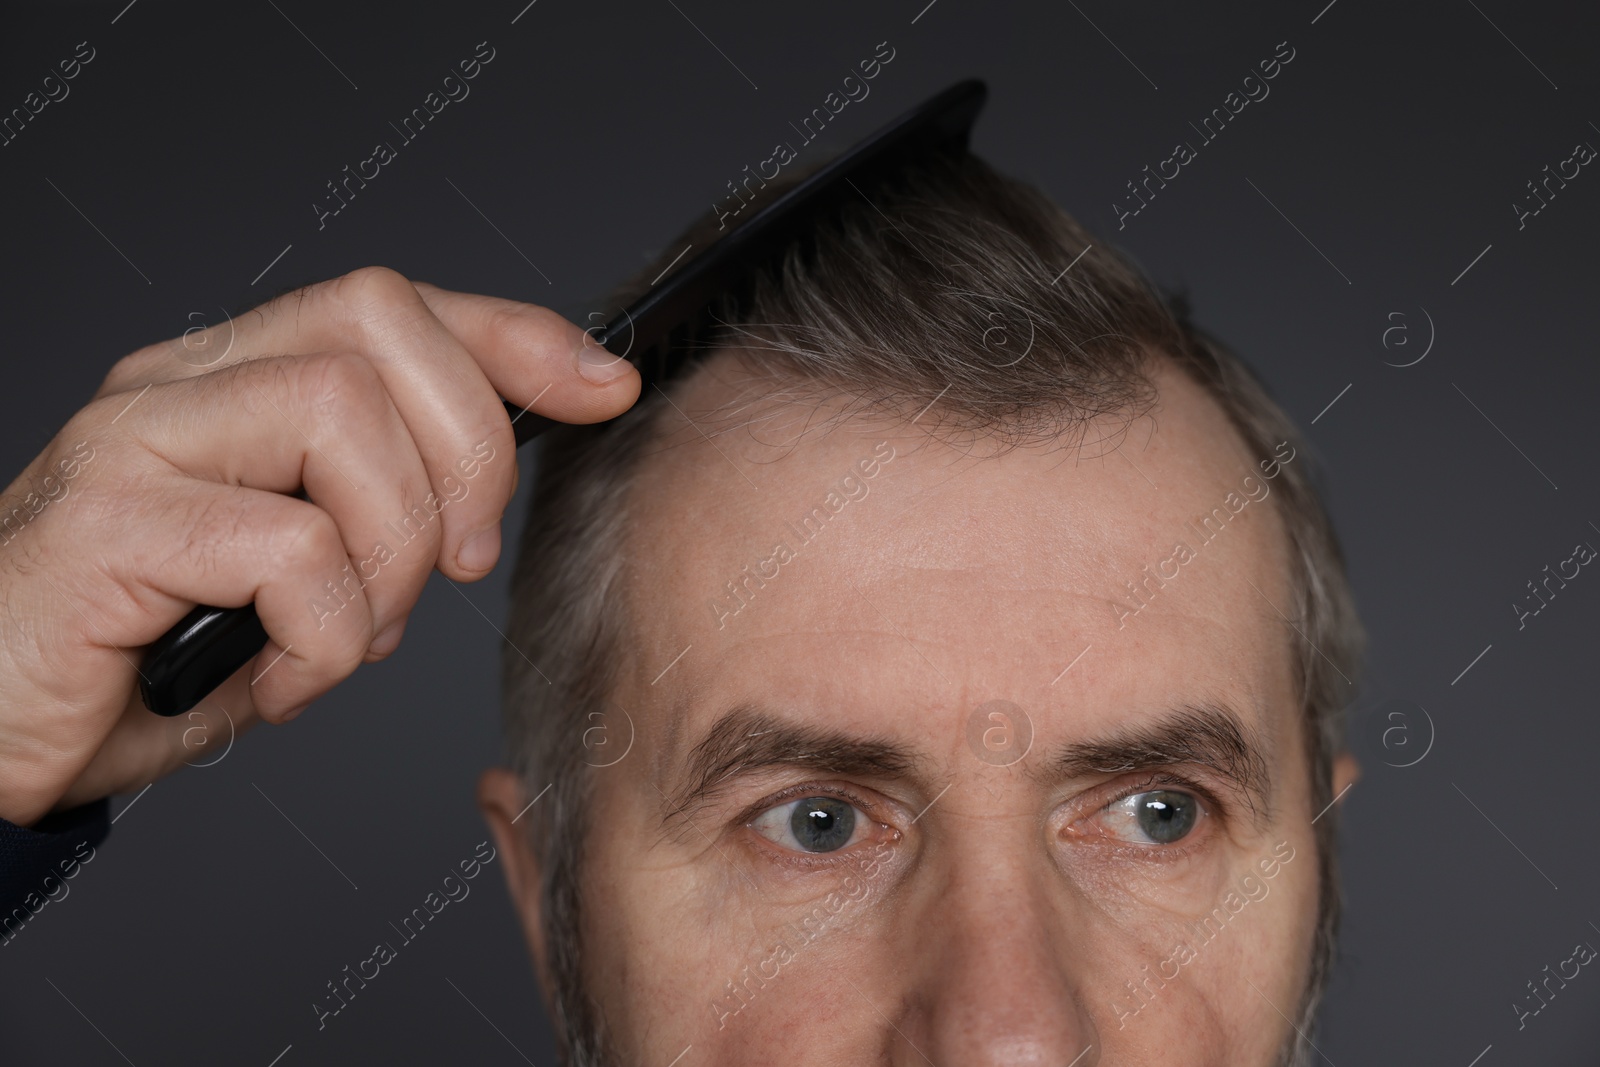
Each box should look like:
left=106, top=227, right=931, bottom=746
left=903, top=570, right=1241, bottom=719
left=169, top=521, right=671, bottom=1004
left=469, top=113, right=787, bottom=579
left=889, top=859, right=1098, bottom=1067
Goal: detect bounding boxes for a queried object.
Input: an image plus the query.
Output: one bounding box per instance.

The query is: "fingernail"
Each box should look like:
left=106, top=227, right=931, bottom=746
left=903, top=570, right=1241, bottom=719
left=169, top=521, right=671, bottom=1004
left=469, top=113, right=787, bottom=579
left=458, top=524, right=501, bottom=572
left=368, top=618, right=406, bottom=657
left=578, top=343, right=631, bottom=384
left=280, top=703, right=309, bottom=723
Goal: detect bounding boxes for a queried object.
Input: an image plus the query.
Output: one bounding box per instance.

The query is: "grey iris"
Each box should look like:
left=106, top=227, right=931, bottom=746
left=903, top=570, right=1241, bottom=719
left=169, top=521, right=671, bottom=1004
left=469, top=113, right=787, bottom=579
left=1134, top=790, right=1197, bottom=843
left=790, top=797, right=856, bottom=852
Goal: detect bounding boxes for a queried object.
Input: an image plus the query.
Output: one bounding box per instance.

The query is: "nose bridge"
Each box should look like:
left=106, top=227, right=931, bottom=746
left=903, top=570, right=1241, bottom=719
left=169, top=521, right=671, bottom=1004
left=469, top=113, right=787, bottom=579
left=890, top=842, right=1099, bottom=1067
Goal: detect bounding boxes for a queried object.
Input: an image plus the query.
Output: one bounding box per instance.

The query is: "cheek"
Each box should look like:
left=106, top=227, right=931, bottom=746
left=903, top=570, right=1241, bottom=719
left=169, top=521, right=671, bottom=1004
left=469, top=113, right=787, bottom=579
left=1104, top=987, right=1233, bottom=1063
left=577, top=802, right=728, bottom=1055
left=579, top=783, right=913, bottom=1061
left=1253, top=842, right=1322, bottom=993
left=574, top=784, right=799, bottom=1053
left=1091, top=863, right=1313, bottom=1063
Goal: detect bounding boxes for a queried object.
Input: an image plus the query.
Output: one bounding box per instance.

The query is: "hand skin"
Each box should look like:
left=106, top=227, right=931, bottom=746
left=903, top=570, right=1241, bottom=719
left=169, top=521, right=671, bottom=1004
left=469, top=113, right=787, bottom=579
left=0, top=267, right=639, bottom=826
left=480, top=353, right=1359, bottom=1067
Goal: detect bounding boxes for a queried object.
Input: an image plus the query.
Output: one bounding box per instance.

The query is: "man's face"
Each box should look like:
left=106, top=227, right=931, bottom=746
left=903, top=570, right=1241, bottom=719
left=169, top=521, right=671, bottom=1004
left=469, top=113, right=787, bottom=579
left=495, top=355, right=1348, bottom=1066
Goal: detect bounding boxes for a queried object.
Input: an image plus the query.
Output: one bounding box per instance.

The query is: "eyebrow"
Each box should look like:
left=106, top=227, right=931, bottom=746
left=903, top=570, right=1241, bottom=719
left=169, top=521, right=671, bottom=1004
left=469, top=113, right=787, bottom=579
left=1038, top=704, right=1273, bottom=824
left=662, top=702, right=1272, bottom=825
left=663, top=705, right=920, bottom=822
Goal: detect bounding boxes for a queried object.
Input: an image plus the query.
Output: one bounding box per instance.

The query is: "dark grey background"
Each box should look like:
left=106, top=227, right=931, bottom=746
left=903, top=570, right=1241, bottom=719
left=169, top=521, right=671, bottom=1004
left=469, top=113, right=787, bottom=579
left=2, top=0, right=1597, bottom=1063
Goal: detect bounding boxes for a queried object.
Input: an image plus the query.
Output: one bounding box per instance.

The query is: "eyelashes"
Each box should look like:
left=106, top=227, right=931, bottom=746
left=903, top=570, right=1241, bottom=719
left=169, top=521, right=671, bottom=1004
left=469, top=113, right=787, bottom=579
left=1058, top=772, right=1227, bottom=861
left=736, top=782, right=903, bottom=867
left=750, top=795, right=869, bottom=853
left=1092, top=788, right=1206, bottom=847
left=730, top=770, right=1230, bottom=871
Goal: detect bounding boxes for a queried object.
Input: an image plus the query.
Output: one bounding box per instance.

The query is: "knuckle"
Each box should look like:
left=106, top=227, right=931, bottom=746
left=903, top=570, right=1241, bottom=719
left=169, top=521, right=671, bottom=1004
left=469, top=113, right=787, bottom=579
left=395, top=483, right=447, bottom=553
left=363, top=490, right=442, bottom=584
left=160, top=490, right=245, bottom=583
left=288, top=351, right=387, bottom=428
left=100, top=346, right=166, bottom=396
left=324, top=266, right=436, bottom=354
left=331, top=265, right=418, bottom=319
left=482, top=302, right=533, bottom=346
left=487, top=301, right=573, bottom=359
left=58, top=401, right=111, bottom=445
left=64, top=390, right=159, bottom=443
left=273, top=501, right=347, bottom=574
left=436, top=402, right=511, bottom=468
left=313, top=611, right=373, bottom=677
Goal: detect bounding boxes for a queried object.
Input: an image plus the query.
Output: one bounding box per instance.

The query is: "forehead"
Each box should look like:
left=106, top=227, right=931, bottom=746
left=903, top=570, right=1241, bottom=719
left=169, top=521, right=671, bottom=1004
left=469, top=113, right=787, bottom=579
left=616, top=352, right=1301, bottom=769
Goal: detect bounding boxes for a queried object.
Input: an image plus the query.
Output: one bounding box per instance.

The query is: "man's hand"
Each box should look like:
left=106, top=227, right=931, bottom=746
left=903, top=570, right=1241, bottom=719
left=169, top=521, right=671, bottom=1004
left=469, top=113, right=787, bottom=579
left=0, top=267, right=639, bottom=825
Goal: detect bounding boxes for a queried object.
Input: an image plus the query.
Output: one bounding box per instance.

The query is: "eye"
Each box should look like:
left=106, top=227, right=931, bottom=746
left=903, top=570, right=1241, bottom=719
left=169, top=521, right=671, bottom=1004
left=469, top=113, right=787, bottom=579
left=750, top=795, right=867, bottom=854
left=1098, top=789, right=1203, bottom=846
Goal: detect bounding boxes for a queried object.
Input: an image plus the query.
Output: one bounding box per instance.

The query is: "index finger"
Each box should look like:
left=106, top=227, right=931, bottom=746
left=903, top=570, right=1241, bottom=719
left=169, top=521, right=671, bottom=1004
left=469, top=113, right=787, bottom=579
left=100, top=272, right=642, bottom=428
left=410, top=282, right=642, bottom=426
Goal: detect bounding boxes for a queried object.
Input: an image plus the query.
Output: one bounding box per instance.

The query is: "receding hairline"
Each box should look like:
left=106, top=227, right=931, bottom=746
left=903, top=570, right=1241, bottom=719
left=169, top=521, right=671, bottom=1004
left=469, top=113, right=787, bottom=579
left=630, top=340, right=1173, bottom=465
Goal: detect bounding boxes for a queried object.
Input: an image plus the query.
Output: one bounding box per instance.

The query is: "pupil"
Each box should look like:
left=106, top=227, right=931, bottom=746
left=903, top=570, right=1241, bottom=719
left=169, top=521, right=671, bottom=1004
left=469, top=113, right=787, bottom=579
left=790, top=797, right=856, bottom=853
left=1135, top=790, right=1196, bottom=844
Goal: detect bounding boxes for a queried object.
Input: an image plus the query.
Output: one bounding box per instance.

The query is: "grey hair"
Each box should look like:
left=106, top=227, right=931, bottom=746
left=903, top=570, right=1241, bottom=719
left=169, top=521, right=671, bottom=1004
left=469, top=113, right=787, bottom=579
left=501, top=151, right=1363, bottom=1066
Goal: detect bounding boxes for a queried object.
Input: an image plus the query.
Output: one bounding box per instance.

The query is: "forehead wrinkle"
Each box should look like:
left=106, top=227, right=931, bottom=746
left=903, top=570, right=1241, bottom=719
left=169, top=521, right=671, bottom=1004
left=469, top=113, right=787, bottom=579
left=1033, top=702, right=1275, bottom=827
left=661, top=704, right=926, bottom=825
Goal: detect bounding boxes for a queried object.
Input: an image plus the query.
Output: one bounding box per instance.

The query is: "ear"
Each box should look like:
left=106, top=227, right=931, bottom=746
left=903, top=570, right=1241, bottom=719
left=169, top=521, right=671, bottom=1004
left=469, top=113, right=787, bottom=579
left=1331, top=750, right=1360, bottom=805
left=478, top=768, right=555, bottom=997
